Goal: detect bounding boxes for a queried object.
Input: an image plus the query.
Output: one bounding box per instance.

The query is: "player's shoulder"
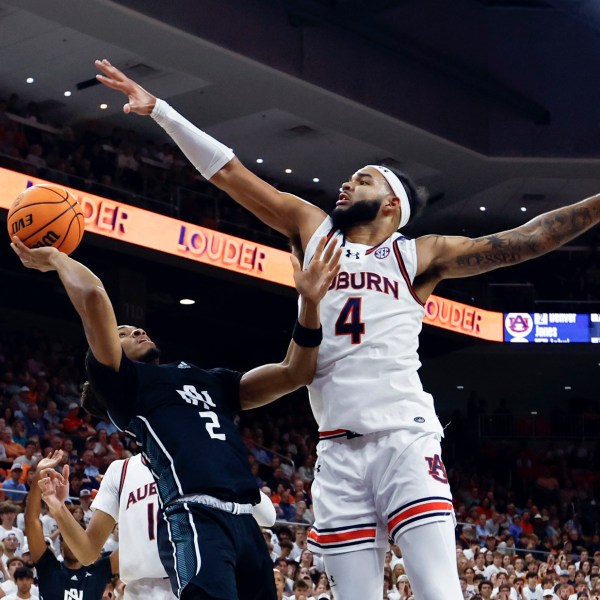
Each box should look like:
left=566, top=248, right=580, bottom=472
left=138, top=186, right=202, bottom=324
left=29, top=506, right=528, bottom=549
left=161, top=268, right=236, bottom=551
left=206, top=367, right=243, bottom=384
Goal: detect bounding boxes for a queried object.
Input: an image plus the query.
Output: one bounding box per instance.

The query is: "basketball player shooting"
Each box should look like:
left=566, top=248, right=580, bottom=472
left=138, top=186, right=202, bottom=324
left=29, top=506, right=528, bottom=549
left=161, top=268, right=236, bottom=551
left=10, top=232, right=341, bottom=600
left=95, top=58, right=600, bottom=600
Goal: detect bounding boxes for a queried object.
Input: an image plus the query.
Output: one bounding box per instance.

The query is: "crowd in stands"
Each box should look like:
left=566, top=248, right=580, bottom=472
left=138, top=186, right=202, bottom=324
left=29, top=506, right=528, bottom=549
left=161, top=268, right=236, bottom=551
left=0, top=324, right=597, bottom=599
left=2, top=89, right=600, bottom=599
left=2, top=87, right=600, bottom=309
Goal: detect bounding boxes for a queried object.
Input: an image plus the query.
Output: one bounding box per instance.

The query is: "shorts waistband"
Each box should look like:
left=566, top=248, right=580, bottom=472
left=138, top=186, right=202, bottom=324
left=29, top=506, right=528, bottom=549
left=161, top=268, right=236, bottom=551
left=174, top=493, right=253, bottom=515
left=319, top=429, right=363, bottom=440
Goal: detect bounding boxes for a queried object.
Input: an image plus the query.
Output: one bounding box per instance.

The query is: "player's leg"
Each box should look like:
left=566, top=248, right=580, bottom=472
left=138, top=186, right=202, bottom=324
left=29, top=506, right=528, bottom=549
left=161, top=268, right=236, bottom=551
left=308, top=436, right=388, bottom=599
left=322, top=547, right=386, bottom=600
left=375, top=430, right=462, bottom=599
left=236, top=515, right=277, bottom=600
left=395, top=517, right=462, bottom=599
left=181, top=583, right=220, bottom=600
left=159, top=503, right=238, bottom=599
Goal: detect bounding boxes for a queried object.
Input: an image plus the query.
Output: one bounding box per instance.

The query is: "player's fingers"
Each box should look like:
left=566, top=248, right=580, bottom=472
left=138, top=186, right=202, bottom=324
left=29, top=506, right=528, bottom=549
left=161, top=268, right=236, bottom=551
left=123, top=103, right=131, bottom=114
left=289, top=254, right=301, bottom=274
left=63, top=464, right=70, bottom=480
left=321, top=238, right=338, bottom=264
left=312, top=237, right=327, bottom=262
left=326, top=247, right=342, bottom=272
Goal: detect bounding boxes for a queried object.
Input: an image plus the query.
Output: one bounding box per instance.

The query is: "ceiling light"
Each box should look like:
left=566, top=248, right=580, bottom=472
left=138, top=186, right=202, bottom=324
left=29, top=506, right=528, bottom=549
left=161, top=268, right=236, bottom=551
left=521, top=206, right=527, bottom=212
left=64, top=91, right=72, bottom=97
left=456, top=385, right=464, bottom=390
left=179, top=298, right=195, bottom=305
left=26, top=77, right=34, bottom=84
left=479, top=206, right=486, bottom=212
left=99, top=103, right=108, bottom=110
left=564, top=385, right=572, bottom=390
left=530, top=411, right=538, bottom=415
left=256, top=158, right=264, bottom=164
left=312, top=177, right=320, bottom=183
left=285, top=168, right=292, bottom=174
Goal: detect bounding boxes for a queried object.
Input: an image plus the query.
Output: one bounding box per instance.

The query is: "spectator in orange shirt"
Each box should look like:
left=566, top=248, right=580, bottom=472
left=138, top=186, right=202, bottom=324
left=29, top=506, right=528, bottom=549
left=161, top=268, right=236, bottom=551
left=61, top=403, right=84, bottom=434
left=0, top=429, right=26, bottom=461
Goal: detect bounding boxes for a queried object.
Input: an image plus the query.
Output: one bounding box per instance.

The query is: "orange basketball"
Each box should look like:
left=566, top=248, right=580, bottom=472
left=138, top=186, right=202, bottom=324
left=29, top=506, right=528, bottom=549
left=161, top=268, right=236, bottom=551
left=7, top=184, right=85, bottom=255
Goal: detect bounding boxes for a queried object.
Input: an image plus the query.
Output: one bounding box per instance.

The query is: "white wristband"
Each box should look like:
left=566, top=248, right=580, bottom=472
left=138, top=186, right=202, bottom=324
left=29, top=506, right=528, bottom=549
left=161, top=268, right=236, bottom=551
left=151, top=98, right=234, bottom=180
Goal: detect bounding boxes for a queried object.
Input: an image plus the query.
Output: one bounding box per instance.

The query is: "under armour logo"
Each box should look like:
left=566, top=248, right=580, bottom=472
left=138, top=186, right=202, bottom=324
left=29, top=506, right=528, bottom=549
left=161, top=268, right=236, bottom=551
left=345, top=249, right=360, bottom=259
left=328, top=575, right=336, bottom=587
left=176, top=385, right=216, bottom=409
left=315, top=464, right=321, bottom=473
left=177, top=361, right=191, bottom=369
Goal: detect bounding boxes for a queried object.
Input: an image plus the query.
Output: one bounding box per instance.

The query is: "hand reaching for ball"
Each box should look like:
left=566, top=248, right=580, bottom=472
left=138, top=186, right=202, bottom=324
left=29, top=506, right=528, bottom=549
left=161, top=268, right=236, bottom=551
left=11, top=236, right=61, bottom=272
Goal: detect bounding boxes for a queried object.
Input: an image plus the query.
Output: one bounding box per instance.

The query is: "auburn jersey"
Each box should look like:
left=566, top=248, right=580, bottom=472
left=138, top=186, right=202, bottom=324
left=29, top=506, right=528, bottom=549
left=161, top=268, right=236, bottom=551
left=304, top=217, right=443, bottom=436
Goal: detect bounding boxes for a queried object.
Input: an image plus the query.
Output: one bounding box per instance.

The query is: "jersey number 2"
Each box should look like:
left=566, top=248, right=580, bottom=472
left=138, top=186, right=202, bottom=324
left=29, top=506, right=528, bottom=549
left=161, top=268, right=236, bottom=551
left=335, top=297, right=365, bottom=344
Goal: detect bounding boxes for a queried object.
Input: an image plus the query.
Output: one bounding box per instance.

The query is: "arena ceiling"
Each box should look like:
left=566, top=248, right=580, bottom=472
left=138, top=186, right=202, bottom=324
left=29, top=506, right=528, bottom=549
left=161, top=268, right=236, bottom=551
left=2, top=0, right=600, bottom=239
left=2, top=0, right=600, bottom=409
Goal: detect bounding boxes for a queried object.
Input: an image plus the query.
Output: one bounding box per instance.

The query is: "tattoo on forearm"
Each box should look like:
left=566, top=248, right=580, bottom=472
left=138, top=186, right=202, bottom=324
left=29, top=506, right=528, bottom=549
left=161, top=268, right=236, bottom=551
left=456, top=249, right=521, bottom=268
left=453, top=199, right=599, bottom=272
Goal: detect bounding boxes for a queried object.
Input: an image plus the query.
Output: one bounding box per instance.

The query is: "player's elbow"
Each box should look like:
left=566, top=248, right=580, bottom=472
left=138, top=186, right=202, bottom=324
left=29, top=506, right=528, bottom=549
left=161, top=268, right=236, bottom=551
left=284, top=359, right=316, bottom=389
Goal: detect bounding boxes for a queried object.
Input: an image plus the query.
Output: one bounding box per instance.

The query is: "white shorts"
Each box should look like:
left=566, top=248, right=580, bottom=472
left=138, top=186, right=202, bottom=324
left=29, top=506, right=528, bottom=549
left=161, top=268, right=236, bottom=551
left=123, top=577, right=176, bottom=600
left=307, top=430, right=455, bottom=555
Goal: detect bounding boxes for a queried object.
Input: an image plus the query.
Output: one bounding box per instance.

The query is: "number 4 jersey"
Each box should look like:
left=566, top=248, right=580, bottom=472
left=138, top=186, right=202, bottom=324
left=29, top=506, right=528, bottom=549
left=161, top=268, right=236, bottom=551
left=86, top=353, right=260, bottom=507
left=304, top=217, right=443, bottom=436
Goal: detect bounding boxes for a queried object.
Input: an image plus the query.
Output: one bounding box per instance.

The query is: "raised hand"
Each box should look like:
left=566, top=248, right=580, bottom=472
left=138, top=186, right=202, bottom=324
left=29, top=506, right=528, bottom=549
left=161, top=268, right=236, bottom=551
left=36, top=449, right=65, bottom=472
left=95, top=59, right=157, bottom=116
left=10, top=236, right=60, bottom=273
left=38, top=463, right=70, bottom=509
left=291, top=237, right=341, bottom=305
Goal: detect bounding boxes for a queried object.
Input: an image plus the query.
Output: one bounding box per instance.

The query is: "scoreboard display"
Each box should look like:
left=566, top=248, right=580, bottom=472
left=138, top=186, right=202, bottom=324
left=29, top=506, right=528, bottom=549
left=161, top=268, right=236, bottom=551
left=504, top=313, right=600, bottom=343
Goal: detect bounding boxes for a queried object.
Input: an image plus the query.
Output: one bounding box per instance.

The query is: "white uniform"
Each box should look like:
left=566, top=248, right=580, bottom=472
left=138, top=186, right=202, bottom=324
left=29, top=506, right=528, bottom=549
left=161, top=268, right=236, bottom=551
left=91, top=455, right=176, bottom=600
left=306, top=217, right=442, bottom=437
left=303, top=218, right=454, bottom=555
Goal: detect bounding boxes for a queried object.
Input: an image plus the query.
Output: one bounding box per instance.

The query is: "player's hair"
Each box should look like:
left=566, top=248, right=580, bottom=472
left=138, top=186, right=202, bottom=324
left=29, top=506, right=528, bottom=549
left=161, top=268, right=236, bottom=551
left=378, top=163, right=428, bottom=226
left=81, top=380, right=110, bottom=422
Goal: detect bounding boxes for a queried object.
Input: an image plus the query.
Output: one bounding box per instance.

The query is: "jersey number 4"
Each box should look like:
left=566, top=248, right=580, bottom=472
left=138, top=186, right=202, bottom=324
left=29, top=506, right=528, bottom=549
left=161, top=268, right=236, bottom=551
left=335, top=297, right=365, bottom=344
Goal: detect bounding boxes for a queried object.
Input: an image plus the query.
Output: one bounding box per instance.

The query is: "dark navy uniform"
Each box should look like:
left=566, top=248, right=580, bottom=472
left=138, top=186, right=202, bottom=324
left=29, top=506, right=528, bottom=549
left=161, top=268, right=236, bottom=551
left=36, top=548, right=112, bottom=600
left=86, top=352, right=276, bottom=600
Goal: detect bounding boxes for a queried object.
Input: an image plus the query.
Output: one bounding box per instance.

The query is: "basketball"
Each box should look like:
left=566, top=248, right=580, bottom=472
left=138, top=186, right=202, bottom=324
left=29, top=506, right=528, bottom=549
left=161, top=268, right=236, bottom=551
left=7, top=184, right=85, bottom=256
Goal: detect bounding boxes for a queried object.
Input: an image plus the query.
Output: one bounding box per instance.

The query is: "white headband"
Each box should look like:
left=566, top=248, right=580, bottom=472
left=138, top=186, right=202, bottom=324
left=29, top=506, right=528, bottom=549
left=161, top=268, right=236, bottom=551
left=366, top=165, right=411, bottom=229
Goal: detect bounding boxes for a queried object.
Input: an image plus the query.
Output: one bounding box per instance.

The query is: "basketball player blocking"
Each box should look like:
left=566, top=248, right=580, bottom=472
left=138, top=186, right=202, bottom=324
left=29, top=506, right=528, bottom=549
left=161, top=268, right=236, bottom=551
left=95, top=58, right=600, bottom=599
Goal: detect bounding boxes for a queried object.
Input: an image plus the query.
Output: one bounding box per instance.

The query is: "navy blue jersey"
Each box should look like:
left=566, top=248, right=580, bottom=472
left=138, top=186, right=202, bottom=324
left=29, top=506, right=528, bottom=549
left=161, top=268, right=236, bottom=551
left=86, top=352, right=260, bottom=506
left=36, top=548, right=112, bottom=600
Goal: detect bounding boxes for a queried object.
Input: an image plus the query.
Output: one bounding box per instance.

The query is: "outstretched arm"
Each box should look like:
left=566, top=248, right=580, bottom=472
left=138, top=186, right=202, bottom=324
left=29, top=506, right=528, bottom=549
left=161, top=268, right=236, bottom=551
left=11, top=237, right=121, bottom=371
left=38, top=465, right=116, bottom=566
left=414, top=194, right=600, bottom=299
left=94, top=59, right=326, bottom=250
left=240, top=237, right=341, bottom=409
left=25, top=450, right=63, bottom=564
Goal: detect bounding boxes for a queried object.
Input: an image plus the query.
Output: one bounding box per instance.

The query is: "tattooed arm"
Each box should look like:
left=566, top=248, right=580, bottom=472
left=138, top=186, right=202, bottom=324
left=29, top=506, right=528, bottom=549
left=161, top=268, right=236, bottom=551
left=412, top=194, right=600, bottom=300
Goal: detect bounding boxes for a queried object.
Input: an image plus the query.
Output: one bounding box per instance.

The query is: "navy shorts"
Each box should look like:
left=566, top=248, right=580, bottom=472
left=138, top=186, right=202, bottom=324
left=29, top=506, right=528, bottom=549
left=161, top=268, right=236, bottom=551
left=158, top=501, right=277, bottom=600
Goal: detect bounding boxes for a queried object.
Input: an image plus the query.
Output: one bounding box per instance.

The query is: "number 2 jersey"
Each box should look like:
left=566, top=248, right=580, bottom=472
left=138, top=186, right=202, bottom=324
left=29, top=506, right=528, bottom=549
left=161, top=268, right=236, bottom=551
left=304, top=216, right=443, bottom=436
left=86, top=353, right=260, bottom=507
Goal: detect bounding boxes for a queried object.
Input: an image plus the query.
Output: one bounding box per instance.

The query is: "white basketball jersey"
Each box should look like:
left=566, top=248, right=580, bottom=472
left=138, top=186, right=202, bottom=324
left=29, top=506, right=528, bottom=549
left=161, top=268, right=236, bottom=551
left=91, top=455, right=169, bottom=586
left=303, top=217, right=443, bottom=435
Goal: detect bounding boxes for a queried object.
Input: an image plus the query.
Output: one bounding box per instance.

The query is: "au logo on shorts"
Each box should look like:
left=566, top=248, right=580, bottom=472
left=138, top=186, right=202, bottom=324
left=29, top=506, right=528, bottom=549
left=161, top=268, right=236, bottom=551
left=425, top=454, right=449, bottom=484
